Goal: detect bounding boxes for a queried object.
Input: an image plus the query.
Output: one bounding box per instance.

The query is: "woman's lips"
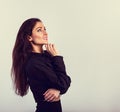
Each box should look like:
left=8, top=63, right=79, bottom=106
left=43, top=37, right=48, bottom=40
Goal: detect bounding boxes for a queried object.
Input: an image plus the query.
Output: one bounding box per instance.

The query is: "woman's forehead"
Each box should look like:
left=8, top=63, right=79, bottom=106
left=34, top=22, right=44, bottom=29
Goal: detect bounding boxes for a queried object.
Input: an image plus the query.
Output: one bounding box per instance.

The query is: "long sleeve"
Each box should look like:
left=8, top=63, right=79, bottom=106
left=26, top=54, right=71, bottom=95
left=51, top=56, right=71, bottom=94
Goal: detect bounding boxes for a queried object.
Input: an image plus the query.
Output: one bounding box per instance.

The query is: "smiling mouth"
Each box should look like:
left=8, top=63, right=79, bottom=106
left=43, top=37, right=48, bottom=40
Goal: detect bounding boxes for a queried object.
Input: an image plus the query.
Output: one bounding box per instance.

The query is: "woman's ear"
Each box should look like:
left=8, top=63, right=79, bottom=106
left=27, top=36, right=33, bottom=42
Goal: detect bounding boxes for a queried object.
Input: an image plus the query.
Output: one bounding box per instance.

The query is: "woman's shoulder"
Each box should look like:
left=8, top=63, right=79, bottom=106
left=26, top=51, right=51, bottom=64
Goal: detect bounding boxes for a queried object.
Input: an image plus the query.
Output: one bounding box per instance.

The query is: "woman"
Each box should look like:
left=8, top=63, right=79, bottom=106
left=11, top=18, right=71, bottom=112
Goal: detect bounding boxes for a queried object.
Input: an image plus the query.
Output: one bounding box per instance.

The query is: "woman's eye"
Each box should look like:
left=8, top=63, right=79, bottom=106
left=37, top=29, right=42, bottom=32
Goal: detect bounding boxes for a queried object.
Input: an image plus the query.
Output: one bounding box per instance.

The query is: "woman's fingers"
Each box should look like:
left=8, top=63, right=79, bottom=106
left=43, top=89, right=58, bottom=100
left=51, top=95, right=60, bottom=102
left=45, top=43, right=59, bottom=56
left=43, top=89, right=60, bottom=102
left=44, top=93, right=54, bottom=101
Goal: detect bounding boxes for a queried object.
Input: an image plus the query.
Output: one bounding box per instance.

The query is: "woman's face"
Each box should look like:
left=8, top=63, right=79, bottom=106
left=29, top=21, right=48, bottom=45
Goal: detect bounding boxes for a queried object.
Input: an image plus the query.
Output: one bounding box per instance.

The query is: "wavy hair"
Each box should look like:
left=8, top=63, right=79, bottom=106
left=11, top=18, right=42, bottom=96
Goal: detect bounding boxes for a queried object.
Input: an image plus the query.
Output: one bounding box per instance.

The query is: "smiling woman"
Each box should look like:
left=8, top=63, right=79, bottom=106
left=11, top=18, right=71, bottom=112
left=28, top=22, right=48, bottom=47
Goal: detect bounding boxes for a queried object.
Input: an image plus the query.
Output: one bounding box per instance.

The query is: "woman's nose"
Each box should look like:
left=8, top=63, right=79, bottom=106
left=43, top=30, right=47, bottom=35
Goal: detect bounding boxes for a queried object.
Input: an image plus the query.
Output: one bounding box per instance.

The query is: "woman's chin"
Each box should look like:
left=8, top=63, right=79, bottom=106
left=44, top=42, right=48, bottom=44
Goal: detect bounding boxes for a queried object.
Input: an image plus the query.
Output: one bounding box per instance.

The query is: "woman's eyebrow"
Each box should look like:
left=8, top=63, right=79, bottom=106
left=36, top=27, right=42, bottom=30
left=35, top=26, right=46, bottom=30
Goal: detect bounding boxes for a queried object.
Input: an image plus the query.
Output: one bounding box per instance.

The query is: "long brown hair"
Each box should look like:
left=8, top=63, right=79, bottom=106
left=11, top=18, right=42, bottom=96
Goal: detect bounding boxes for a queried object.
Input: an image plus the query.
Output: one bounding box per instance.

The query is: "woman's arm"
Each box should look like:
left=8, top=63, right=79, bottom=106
left=31, top=55, right=71, bottom=94
left=45, top=43, right=71, bottom=94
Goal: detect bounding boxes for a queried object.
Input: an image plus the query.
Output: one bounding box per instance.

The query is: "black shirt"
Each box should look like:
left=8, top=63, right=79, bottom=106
left=25, top=51, right=71, bottom=103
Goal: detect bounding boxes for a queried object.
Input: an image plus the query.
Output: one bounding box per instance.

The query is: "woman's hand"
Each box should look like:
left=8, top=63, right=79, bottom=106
left=43, top=88, right=60, bottom=102
left=45, top=43, right=59, bottom=56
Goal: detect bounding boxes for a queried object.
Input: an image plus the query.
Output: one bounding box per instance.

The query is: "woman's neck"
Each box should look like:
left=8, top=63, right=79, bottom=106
left=32, top=45, right=43, bottom=53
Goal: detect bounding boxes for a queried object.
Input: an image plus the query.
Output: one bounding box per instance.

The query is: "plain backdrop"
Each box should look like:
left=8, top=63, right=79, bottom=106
left=0, top=0, right=120, bottom=112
